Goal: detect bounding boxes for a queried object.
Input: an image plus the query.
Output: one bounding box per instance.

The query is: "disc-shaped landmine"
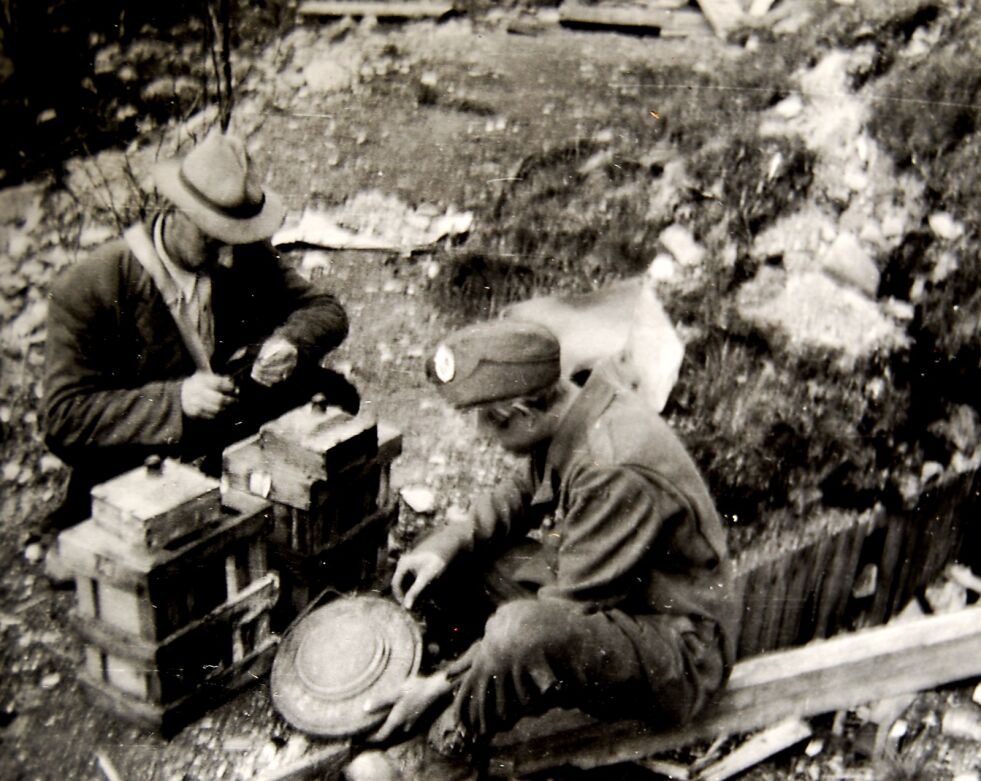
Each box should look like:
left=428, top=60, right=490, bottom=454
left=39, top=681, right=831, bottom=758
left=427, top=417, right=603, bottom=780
left=271, top=595, right=422, bottom=737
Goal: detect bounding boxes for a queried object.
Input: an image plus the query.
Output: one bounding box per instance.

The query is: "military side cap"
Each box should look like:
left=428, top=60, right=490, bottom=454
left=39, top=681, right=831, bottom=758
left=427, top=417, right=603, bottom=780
left=427, top=320, right=561, bottom=408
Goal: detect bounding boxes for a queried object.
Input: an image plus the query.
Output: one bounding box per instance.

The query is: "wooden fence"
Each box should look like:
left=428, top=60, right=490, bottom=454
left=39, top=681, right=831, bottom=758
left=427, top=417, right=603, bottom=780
left=734, top=468, right=979, bottom=659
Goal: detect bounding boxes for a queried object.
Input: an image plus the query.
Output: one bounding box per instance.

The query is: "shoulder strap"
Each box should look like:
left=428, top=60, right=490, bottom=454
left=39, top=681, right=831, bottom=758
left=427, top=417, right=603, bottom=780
left=123, top=223, right=212, bottom=372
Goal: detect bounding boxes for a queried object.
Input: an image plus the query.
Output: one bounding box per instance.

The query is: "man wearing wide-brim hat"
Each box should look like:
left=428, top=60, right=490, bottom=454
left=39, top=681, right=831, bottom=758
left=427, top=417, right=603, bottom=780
left=366, top=319, right=741, bottom=763
left=42, top=130, right=357, bottom=533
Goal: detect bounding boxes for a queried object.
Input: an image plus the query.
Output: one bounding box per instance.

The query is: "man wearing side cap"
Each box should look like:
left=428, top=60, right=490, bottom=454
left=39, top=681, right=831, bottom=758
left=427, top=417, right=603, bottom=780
left=42, top=130, right=356, bottom=534
left=369, top=319, right=740, bottom=762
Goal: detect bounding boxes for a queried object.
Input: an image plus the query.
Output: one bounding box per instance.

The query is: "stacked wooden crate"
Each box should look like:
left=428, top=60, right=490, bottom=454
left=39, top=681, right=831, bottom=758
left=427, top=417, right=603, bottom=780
left=57, top=457, right=279, bottom=733
left=222, top=395, right=402, bottom=627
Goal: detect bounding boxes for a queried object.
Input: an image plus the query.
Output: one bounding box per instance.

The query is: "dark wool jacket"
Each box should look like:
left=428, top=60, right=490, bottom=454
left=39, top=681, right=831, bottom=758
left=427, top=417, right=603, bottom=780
left=43, top=222, right=348, bottom=481
left=419, top=371, right=741, bottom=673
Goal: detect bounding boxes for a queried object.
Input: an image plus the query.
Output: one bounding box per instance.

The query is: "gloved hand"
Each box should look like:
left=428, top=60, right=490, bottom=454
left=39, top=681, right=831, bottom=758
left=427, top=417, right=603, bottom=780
left=251, top=336, right=298, bottom=387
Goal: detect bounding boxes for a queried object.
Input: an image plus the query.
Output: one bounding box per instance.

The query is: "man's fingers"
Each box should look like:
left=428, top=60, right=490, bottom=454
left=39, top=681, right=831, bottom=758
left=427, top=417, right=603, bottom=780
left=390, top=562, right=412, bottom=604
left=402, top=578, right=427, bottom=611
left=366, top=711, right=400, bottom=744
left=210, top=374, right=236, bottom=392
left=363, top=692, right=398, bottom=715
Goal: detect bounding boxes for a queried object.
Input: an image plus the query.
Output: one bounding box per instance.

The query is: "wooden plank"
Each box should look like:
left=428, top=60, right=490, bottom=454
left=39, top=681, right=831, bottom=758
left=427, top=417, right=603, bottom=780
left=757, top=553, right=790, bottom=654
left=60, top=495, right=271, bottom=587
left=828, top=513, right=874, bottom=634
left=869, top=517, right=906, bottom=626
left=736, top=563, right=768, bottom=658
left=696, top=717, right=811, bottom=781
left=694, top=0, right=744, bottom=37
left=890, top=507, right=926, bottom=618
left=797, top=532, right=834, bottom=645
left=776, top=544, right=813, bottom=650
left=812, top=525, right=855, bottom=639
left=489, top=606, right=981, bottom=777
left=298, top=1, right=453, bottom=19
left=558, top=3, right=711, bottom=36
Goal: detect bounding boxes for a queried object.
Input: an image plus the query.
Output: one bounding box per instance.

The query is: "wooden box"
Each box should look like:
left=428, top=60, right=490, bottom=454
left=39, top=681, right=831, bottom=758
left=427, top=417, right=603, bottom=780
left=271, top=503, right=397, bottom=630
left=77, top=572, right=278, bottom=706
left=258, top=401, right=378, bottom=482
left=91, top=457, right=221, bottom=549
left=59, top=492, right=273, bottom=642
left=222, top=421, right=403, bottom=556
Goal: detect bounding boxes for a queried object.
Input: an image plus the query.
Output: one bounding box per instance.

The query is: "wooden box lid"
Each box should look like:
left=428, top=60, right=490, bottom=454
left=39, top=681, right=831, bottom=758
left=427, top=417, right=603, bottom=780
left=259, top=395, right=378, bottom=480
left=91, top=457, right=221, bottom=548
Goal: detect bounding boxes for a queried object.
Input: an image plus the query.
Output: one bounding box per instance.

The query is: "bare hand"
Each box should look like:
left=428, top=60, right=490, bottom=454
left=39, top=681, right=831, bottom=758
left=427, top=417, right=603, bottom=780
left=391, top=549, right=447, bottom=610
left=364, top=672, right=453, bottom=743
left=180, top=372, right=237, bottom=418
left=251, top=337, right=298, bottom=387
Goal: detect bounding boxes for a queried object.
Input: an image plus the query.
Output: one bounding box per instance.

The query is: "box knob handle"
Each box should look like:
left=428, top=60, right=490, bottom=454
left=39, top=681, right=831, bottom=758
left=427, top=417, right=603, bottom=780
left=144, top=455, right=163, bottom=475
left=311, top=393, right=328, bottom=412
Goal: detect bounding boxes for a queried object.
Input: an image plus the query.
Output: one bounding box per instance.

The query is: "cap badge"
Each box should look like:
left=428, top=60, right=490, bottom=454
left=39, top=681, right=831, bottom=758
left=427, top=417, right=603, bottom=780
left=433, top=344, right=456, bottom=383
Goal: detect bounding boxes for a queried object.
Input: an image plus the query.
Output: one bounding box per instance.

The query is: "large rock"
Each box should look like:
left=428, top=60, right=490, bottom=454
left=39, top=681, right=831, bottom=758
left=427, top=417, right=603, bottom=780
left=818, top=231, right=880, bottom=298
left=737, top=268, right=908, bottom=366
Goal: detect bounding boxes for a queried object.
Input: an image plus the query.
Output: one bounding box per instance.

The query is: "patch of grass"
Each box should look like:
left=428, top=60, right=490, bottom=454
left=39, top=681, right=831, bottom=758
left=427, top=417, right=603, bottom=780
left=688, top=132, right=815, bottom=248
left=428, top=140, right=661, bottom=315
left=665, top=313, right=910, bottom=529
left=868, top=47, right=981, bottom=173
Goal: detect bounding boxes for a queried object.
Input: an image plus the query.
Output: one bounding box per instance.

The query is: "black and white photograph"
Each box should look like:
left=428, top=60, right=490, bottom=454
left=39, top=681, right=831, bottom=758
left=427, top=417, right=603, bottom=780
left=1, top=0, right=981, bottom=778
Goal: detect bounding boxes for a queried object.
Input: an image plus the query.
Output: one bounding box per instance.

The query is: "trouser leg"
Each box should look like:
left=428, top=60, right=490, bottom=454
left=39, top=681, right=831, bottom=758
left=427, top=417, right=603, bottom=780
left=442, top=598, right=726, bottom=740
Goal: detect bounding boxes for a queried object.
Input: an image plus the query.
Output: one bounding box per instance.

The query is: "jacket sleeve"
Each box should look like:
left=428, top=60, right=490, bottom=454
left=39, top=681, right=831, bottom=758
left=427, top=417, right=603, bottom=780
left=538, top=464, right=681, bottom=605
left=415, top=461, right=542, bottom=564
left=245, top=243, right=348, bottom=360
left=43, top=255, right=184, bottom=459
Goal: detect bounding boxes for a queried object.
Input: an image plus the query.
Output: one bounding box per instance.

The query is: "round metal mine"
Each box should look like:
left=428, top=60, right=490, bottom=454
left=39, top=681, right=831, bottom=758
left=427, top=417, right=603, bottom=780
left=271, top=595, right=422, bottom=737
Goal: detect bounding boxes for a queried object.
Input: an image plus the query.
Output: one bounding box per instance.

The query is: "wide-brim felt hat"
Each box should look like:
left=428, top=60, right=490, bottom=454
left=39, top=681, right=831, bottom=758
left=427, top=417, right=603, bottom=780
left=271, top=595, right=422, bottom=738
left=152, top=129, right=286, bottom=244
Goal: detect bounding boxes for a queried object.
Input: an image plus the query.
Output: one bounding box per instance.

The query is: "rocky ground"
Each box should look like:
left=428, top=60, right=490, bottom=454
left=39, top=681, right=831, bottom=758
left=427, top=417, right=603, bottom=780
left=2, top=1, right=981, bottom=779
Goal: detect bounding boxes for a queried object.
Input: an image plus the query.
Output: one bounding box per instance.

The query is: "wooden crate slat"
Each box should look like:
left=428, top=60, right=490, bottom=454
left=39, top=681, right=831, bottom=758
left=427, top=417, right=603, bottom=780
left=61, top=499, right=272, bottom=641
left=890, top=507, right=927, bottom=617
left=79, top=639, right=278, bottom=734
left=558, top=2, right=711, bottom=36
left=60, top=495, right=271, bottom=587
left=74, top=573, right=278, bottom=664
left=77, top=575, right=278, bottom=707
